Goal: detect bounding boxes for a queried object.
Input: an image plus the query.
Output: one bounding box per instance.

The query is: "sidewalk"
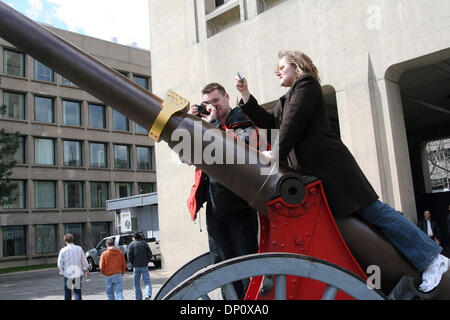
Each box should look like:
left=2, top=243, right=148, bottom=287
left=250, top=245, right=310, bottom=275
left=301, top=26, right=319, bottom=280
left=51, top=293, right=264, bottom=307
left=79, top=268, right=172, bottom=301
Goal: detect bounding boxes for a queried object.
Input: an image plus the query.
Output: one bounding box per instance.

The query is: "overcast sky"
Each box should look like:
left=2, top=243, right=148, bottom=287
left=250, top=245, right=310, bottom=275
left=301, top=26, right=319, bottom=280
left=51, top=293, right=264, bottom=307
left=4, top=0, right=150, bottom=50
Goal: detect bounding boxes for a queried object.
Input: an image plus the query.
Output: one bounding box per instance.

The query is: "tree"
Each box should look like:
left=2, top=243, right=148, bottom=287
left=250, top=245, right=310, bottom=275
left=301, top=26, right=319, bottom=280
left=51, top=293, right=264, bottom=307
left=426, top=139, right=450, bottom=192
left=0, top=105, right=20, bottom=207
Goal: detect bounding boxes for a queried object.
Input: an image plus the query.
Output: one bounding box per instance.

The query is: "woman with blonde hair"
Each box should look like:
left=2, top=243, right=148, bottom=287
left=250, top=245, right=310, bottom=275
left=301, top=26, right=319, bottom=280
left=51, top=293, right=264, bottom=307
left=236, top=50, right=448, bottom=293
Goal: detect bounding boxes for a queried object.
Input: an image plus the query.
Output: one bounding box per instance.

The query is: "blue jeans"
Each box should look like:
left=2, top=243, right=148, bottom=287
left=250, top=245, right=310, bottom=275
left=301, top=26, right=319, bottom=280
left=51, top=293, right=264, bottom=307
left=64, top=277, right=82, bottom=300
left=133, top=267, right=152, bottom=300
left=358, top=200, right=442, bottom=272
left=105, top=273, right=124, bottom=300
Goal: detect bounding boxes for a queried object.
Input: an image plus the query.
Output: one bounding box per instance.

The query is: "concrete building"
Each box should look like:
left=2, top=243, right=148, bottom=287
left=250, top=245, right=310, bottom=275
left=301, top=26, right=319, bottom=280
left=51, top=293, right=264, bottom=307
left=0, top=26, right=155, bottom=269
left=148, top=0, right=450, bottom=272
left=106, top=192, right=159, bottom=240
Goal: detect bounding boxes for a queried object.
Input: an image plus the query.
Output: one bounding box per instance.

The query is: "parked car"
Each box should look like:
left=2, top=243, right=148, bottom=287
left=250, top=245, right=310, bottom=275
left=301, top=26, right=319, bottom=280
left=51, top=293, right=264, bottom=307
left=86, top=232, right=161, bottom=272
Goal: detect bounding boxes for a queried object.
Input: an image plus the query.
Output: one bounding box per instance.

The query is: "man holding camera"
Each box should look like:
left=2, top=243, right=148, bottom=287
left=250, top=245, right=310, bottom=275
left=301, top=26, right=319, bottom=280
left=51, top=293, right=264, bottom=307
left=187, top=82, right=259, bottom=299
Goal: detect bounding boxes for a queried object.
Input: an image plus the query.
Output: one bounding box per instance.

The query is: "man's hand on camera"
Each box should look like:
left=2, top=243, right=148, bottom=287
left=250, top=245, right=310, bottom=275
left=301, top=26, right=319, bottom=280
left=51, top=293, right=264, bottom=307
left=189, top=104, right=200, bottom=117
left=189, top=103, right=217, bottom=122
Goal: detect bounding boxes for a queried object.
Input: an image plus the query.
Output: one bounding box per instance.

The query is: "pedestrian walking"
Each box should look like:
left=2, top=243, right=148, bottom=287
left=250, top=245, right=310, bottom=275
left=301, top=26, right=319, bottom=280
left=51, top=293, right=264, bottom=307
left=57, top=233, right=90, bottom=300
left=99, top=237, right=126, bottom=300
left=128, top=232, right=153, bottom=300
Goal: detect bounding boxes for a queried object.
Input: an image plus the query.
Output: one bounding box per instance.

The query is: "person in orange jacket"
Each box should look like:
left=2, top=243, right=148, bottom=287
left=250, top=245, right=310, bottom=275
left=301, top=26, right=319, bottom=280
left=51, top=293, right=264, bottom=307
left=99, top=238, right=126, bottom=300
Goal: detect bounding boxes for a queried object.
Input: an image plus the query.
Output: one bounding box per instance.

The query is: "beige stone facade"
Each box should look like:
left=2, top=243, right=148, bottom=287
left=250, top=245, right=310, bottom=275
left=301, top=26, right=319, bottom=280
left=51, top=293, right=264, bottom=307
left=0, top=26, right=154, bottom=269
left=149, top=0, right=450, bottom=272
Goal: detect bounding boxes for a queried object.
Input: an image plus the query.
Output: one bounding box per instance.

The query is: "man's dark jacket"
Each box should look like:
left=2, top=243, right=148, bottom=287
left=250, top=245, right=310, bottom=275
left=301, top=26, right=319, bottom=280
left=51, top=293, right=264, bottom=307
left=127, top=240, right=152, bottom=268
left=187, top=107, right=259, bottom=220
left=239, top=74, right=378, bottom=218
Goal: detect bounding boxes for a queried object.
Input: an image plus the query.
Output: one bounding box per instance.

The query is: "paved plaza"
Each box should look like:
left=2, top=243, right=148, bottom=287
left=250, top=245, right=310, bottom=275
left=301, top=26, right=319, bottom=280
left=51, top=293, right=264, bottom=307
left=0, top=266, right=171, bottom=300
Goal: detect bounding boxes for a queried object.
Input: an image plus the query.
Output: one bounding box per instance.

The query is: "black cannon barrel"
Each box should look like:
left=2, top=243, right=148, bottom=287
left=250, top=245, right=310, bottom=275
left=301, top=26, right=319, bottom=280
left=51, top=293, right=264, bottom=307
left=0, top=2, right=298, bottom=216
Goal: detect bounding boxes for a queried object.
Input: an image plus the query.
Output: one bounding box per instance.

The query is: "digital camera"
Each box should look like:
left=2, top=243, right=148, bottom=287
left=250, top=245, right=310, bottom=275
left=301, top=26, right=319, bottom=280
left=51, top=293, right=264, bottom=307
left=196, top=102, right=211, bottom=116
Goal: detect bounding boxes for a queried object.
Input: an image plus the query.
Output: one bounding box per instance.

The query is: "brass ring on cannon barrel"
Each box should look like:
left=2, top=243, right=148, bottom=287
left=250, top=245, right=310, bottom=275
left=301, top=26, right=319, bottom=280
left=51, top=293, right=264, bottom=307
left=149, top=90, right=190, bottom=142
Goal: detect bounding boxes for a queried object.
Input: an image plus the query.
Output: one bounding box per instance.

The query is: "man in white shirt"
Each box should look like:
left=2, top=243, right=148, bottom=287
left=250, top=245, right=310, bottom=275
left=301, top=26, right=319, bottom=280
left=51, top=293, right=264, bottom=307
left=57, top=234, right=90, bottom=300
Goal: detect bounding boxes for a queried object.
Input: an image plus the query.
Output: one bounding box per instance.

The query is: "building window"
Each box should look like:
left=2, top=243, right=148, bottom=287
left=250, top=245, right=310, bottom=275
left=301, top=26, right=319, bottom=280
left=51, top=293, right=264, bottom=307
left=117, top=70, right=129, bottom=78
left=138, top=182, right=155, bottom=194
left=89, top=142, right=107, bottom=168
left=3, top=48, right=25, bottom=77
left=257, top=0, right=288, bottom=14
left=204, top=0, right=241, bottom=38
left=133, top=75, right=149, bottom=90
left=35, top=224, right=57, bottom=254
left=3, top=91, right=25, bottom=120
left=34, top=138, right=55, bottom=165
left=215, top=0, right=230, bottom=7
left=61, top=77, right=77, bottom=87
left=136, top=146, right=152, bottom=170
left=65, top=223, right=83, bottom=247
left=114, top=144, right=130, bottom=169
left=2, top=226, right=26, bottom=257
left=91, top=182, right=108, bottom=208
left=112, top=110, right=129, bottom=131
left=88, top=104, right=106, bottom=129
left=34, top=60, right=54, bottom=82
left=63, top=140, right=82, bottom=167
left=34, top=96, right=54, bottom=123
left=205, top=0, right=231, bottom=13
left=115, top=182, right=132, bottom=198
left=62, top=100, right=81, bottom=126
left=35, top=181, right=56, bottom=208
left=91, top=222, right=110, bottom=248
left=1, top=180, right=26, bottom=209
left=64, top=181, right=83, bottom=208
left=14, top=136, right=26, bottom=164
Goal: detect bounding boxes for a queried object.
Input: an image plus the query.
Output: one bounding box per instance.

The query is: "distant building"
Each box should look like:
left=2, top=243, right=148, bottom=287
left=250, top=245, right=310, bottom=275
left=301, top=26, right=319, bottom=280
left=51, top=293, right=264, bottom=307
left=0, top=25, right=155, bottom=269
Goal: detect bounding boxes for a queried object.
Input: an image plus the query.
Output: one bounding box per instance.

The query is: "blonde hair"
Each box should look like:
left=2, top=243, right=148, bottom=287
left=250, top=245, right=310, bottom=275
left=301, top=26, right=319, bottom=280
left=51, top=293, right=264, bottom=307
left=277, top=50, right=320, bottom=82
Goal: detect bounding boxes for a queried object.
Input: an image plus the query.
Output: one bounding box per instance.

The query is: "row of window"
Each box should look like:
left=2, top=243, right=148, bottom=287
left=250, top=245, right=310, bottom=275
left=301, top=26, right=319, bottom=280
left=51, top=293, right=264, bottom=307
left=2, top=47, right=149, bottom=89
left=2, top=222, right=110, bottom=257
left=204, top=0, right=286, bottom=38
left=210, top=0, right=285, bottom=13
left=2, top=180, right=156, bottom=210
left=14, top=136, right=154, bottom=170
left=2, top=90, right=149, bottom=133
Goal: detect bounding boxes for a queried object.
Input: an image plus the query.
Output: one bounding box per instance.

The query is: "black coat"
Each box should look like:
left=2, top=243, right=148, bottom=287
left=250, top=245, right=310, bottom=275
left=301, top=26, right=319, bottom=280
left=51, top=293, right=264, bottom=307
left=127, top=240, right=152, bottom=268
left=239, top=74, right=378, bottom=217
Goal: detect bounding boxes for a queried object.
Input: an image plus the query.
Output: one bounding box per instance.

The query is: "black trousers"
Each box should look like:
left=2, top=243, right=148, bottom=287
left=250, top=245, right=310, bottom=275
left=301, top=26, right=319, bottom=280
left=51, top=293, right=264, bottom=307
left=206, top=206, right=259, bottom=299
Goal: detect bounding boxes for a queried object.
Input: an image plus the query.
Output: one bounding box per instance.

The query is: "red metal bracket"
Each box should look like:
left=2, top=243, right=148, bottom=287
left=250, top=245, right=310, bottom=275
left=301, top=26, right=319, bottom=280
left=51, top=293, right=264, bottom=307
left=245, top=180, right=367, bottom=300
